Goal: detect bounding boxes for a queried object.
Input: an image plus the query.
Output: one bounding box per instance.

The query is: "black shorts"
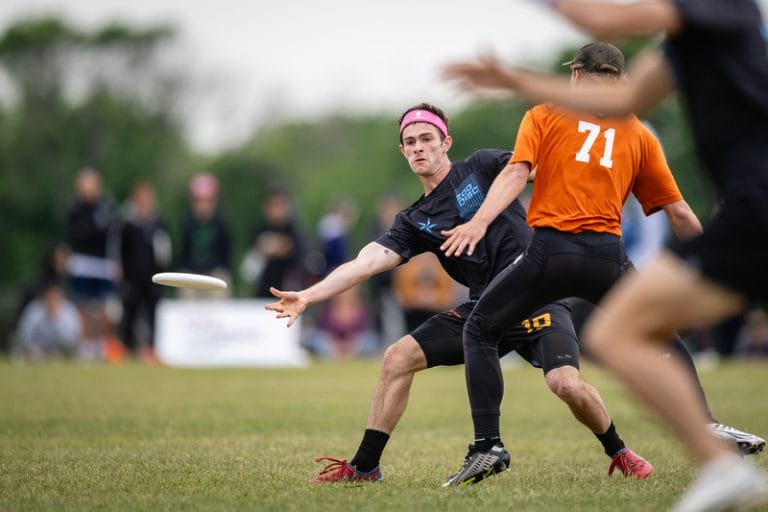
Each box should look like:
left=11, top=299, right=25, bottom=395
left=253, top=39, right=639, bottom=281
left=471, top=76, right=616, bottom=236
left=669, top=181, right=768, bottom=300
left=411, top=300, right=580, bottom=373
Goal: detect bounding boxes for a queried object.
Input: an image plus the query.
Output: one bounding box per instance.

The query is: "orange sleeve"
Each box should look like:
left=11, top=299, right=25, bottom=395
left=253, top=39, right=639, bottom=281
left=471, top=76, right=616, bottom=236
left=510, top=107, right=543, bottom=166
left=631, top=128, right=683, bottom=216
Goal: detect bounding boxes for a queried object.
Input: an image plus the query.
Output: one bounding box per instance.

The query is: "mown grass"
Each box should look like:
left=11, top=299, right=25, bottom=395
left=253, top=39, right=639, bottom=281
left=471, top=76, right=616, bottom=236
left=0, top=358, right=766, bottom=511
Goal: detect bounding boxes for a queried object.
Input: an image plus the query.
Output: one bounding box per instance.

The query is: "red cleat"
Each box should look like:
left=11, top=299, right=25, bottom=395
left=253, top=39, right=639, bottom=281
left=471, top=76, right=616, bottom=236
left=609, top=448, right=654, bottom=479
left=309, top=457, right=383, bottom=484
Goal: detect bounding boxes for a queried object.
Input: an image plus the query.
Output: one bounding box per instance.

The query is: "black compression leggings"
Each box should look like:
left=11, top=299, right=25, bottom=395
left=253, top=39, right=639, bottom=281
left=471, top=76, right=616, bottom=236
left=463, top=229, right=627, bottom=439
left=462, top=228, right=714, bottom=441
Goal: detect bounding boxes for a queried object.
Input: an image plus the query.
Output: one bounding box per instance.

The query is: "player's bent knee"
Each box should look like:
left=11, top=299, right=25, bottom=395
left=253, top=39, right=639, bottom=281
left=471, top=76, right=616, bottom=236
left=545, top=366, right=584, bottom=402
left=463, top=311, right=498, bottom=345
left=381, top=335, right=427, bottom=376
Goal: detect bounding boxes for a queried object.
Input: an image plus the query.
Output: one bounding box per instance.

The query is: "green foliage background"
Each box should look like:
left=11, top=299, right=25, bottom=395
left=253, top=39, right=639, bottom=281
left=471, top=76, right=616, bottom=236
left=0, top=17, right=716, bottom=345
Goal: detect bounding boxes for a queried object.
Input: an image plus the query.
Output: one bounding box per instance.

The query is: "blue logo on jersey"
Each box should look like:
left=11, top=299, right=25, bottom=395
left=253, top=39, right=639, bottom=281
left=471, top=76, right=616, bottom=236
left=418, top=218, right=437, bottom=234
left=455, top=174, right=485, bottom=220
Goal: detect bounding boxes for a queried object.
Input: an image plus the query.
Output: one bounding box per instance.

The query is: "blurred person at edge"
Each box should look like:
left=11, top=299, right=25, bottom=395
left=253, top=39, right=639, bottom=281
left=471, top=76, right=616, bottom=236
left=243, top=188, right=305, bottom=299
left=120, top=180, right=172, bottom=360
left=66, top=167, right=120, bottom=361
left=302, top=285, right=380, bottom=360
left=367, top=192, right=407, bottom=345
left=13, top=242, right=71, bottom=326
left=393, top=252, right=459, bottom=332
left=14, top=282, right=82, bottom=361
left=179, top=173, right=232, bottom=299
left=318, top=197, right=358, bottom=275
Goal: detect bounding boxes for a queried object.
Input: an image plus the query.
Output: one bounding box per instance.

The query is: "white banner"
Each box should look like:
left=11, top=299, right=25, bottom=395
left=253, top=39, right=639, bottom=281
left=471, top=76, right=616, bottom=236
left=155, top=299, right=307, bottom=367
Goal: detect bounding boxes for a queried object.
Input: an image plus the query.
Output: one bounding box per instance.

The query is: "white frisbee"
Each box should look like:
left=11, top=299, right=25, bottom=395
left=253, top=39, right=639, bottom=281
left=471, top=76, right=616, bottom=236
left=152, top=272, right=228, bottom=291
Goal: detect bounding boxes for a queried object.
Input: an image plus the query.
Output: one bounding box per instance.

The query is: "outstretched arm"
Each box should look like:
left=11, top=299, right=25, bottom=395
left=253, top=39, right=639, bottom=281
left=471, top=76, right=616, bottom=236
left=265, top=241, right=403, bottom=327
left=546, top=0, right=682, bottom=39
left=443, top=50, right=675, bottom=119
left=661, top=199, right=703, bottom=241
left=440, top=161, right=530, bottom=257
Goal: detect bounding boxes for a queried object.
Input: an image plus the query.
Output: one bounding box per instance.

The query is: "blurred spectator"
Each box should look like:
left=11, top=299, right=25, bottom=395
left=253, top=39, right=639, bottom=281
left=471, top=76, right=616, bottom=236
left=242, top=188, right=305, bottom=298
left=734, top=308, right=768, bottom=360
left=393, top=252, right=458, bottom=332
left=66, top=167, right=120, bottom=360
left=179, top=173, right=232, bottom=299
left=317, top=197, right=357, bottom=275
left=14, top=242, right=71, bottom=326
left=303, top=286, right=379, bottom=360
left=367, top=192, right=406, bottom=345
left=119, top=180, right=172, bottom=361
left=621, top=195, right=671, bottom=270
left=13, top=282, right=82, bottom=361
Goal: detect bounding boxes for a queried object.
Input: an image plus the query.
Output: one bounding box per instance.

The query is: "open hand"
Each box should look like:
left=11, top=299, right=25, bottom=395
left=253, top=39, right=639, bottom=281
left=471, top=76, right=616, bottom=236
left=441, top=51, right=519, bottom=92
left=440, top=220, right=488, bottom=257
left=264, top=287, right=308, bottom=327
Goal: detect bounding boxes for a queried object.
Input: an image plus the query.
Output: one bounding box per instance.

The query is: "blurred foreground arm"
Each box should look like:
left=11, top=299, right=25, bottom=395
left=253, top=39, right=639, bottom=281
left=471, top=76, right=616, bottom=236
left=543, top=0, right=682, bottom=39
left=265, top=242, right=402, bottom=327
left=442, top=49, right=675, bottom=118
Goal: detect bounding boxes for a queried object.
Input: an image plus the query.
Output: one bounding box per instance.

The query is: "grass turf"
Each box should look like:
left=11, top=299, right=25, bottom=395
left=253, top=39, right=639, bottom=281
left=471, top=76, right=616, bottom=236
left=0, top=358, right=766, bottom=511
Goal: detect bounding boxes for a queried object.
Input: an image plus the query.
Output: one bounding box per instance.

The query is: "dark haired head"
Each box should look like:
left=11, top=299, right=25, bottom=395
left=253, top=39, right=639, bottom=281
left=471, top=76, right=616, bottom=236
left=563, top=41, right=625, bottom=77
left=398, top=103, right=449, bottom=143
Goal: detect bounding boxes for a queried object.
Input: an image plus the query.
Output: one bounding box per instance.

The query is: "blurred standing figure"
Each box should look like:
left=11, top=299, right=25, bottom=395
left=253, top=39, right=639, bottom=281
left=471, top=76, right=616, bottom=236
left=14, top=282, right=82, bottom=360
left=393, top=252, right=458, bottom=332
left=179, top=173, right=232, bottom=299
left=368, top=193, right=406, bottom=345
left=318, top=197, right=357, bottom=275
left=120, top=180, right=172, bottom=360
left=244, top=188, right=304, bottom=298
left=621, top=195, right=670, bottom=270
left=66, top=167, right=119, bottom=360
left=734, top=309, right=768, bottom=360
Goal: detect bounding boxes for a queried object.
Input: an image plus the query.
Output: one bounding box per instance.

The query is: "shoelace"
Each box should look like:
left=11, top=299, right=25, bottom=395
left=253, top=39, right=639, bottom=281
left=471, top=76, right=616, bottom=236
left=314, top=457, right=352, bottom=477
left=610, top=451, right=639, bottom=475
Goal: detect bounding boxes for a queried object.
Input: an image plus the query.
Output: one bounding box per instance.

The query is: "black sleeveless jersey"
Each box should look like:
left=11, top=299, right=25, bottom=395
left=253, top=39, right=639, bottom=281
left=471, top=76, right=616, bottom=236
left=375, top=149, right=532, bottom=301
left=664, top=0, right=768, bottom=190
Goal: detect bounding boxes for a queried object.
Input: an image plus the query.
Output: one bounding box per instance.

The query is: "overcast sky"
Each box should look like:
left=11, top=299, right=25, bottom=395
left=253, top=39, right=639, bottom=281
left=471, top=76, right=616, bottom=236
left=1, top=1, right=766, bottom=151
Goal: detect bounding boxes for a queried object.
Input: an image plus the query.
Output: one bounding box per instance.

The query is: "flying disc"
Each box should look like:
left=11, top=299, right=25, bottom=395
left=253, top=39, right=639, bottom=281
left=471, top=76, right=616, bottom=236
left=152, top=272, right=228, bottom=291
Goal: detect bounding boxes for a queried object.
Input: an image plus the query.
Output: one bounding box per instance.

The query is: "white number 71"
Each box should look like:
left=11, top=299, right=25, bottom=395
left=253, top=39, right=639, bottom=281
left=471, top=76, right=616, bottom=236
left=575, top=120, right=615, bottom=169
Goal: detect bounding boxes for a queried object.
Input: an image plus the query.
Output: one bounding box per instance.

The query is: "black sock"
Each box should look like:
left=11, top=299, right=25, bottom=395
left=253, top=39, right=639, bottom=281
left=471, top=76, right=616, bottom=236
left=472, top=412, right=501, bottom=452
left=595, top=422, right=625, bottom=458
left=474, top=436, right=502, bottom=452
left=350, top=429, right=390, bottom=472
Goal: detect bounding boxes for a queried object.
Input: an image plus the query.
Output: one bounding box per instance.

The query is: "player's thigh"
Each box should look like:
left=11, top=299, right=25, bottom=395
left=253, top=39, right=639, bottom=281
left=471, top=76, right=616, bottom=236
left=503, top=301, right=581, bottom=372
left=410, top=307, right=468, bottom=367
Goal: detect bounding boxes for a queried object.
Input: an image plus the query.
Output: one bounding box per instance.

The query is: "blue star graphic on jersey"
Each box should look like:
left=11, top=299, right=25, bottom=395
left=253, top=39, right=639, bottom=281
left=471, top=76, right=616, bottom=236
left=418, top=218, right=437, bottom=234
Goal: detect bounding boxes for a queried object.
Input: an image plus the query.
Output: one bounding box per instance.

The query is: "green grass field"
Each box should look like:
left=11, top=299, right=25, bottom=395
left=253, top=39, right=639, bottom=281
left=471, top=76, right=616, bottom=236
left=1, top=358, right=766, bottom=511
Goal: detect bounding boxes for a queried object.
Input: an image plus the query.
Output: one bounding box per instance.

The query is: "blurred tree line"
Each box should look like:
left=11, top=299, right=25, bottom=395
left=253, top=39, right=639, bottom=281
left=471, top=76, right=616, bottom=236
left=0, top=16, right=716, bottom=345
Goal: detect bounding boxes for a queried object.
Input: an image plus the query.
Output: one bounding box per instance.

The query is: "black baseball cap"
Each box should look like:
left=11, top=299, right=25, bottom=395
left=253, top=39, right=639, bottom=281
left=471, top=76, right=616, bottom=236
left=563, top=42, right=625, bottom=75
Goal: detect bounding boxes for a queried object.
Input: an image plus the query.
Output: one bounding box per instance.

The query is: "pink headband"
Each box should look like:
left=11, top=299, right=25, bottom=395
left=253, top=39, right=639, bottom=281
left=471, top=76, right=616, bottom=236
left=399, top=110, right=449, bottom=138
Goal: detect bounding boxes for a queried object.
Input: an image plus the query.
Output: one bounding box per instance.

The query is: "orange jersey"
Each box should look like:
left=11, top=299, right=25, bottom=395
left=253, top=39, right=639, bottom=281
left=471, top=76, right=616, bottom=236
left=511, top=103, right=682, bottom=236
